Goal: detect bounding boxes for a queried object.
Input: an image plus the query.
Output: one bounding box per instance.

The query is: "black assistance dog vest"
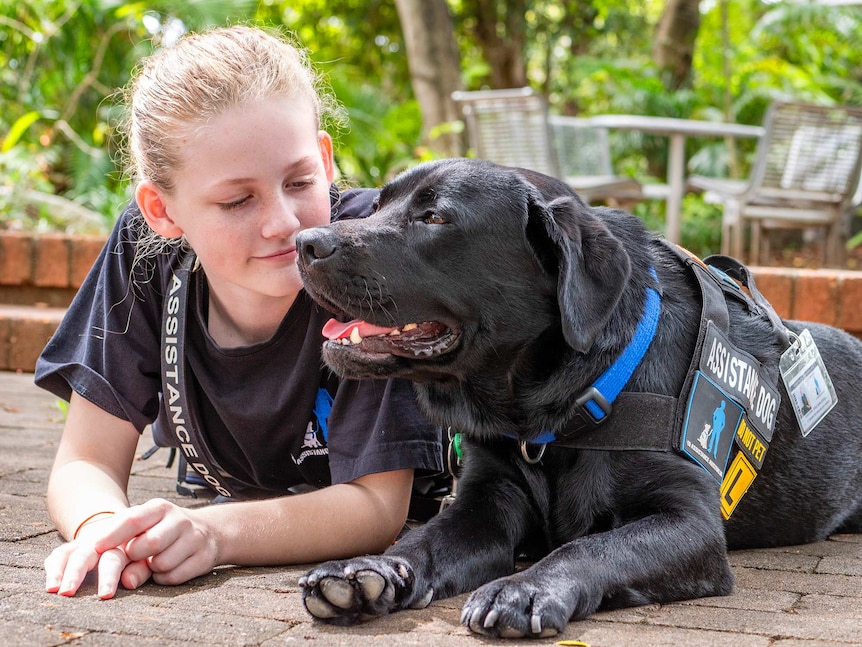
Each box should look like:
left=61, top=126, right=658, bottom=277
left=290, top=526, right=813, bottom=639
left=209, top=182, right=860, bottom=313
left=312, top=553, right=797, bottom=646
left=530, top=242, right=788, bottom=519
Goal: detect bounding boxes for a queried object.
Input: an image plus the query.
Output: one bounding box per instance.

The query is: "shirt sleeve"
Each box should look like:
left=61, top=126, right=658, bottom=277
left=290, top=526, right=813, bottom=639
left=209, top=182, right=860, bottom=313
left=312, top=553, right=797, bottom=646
left=34, top=203, right=168, bottom=432
left=331, top=186, right=379, bottom=222
left=326, top=377, right=444, bottom=484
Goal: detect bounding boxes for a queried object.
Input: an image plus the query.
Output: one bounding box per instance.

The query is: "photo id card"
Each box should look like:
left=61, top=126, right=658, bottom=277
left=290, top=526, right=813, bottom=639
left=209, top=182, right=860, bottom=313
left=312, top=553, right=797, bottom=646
left=779, top=329, right=838, bottom=437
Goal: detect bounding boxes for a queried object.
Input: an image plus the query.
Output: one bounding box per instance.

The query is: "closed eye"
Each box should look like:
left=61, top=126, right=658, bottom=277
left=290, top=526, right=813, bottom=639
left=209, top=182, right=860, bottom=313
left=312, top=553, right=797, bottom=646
left=218, top=195, right=252, bottom=211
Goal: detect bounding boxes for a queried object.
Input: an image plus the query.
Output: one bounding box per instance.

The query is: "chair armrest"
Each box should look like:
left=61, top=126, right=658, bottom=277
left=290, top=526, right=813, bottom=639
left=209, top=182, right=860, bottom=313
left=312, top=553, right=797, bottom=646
left=686, top=176, right=748, bottom=196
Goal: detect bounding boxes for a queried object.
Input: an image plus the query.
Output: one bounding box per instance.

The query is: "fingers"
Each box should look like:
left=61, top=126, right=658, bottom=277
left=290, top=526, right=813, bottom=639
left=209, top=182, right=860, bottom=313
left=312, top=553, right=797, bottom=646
left=119, top=559, right=152, bottom=593
left=43, top=541, right=101, bottom=597
left=92, top=498, right=174, bottom=555
left=98, top=500, right=214, bottom=586
left=45, top=542, right=152, bottom=599
left=95, top=548, right=128, bottom=599
left=44, top=544, right=70, bottom=593
left=139, top=521, right=213, bottom=585
left=44, top=498, right=214, bottom=597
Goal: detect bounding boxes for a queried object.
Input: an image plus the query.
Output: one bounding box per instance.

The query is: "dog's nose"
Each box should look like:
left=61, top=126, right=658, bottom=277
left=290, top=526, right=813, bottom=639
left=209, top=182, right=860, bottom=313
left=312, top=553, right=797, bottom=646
left=298, top=227, right=338, bottom=265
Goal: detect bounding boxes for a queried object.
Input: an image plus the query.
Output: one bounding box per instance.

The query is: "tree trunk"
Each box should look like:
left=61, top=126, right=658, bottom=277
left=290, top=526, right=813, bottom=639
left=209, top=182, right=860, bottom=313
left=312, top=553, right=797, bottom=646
left=395, top=0, right=464, bottom=157
left=466, top=0, right=528, bottom=89
left=653, top=0, right=701, bottom=91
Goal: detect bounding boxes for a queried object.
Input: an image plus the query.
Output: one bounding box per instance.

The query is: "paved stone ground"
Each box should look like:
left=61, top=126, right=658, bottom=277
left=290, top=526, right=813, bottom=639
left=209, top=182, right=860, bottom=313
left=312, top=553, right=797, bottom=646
left=0, top=370, right=860, bottom=646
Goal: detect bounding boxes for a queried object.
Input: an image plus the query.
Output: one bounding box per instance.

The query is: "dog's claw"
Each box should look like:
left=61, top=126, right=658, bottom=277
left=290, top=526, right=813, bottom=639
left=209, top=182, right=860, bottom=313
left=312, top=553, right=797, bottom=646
left=464, top=607, right=483, bottom=634
left=531, top=614, right=542, bottom=635
left=483, top=609, right=499, bottom=628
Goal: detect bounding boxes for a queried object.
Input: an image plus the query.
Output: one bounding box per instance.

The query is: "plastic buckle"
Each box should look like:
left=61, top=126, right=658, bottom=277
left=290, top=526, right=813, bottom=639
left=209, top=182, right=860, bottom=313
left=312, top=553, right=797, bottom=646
left=557, top=386, right=611, bottom=439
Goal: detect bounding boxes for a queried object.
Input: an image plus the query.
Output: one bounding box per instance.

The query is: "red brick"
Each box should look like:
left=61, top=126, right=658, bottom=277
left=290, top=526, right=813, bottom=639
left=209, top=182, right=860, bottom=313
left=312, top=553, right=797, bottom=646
left=0, top=232, right=33, bottom=286
left=791, top=270, right=839, bottom=326
left=836, top=270, right=862, bottom=334
left=32, top=234, right=70, bottom=288
left=69, top=235, right=106, bottom=288
left=5, top=308, right=64, bottom=372
left=751, top=268, right=794, bottom=319
left=0, top=315, right=10, bottom=370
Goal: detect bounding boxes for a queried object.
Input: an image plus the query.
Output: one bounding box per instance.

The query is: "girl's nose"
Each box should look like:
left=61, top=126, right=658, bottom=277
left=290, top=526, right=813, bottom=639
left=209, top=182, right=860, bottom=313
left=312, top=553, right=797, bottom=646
left=261, top=195, right=301, bottom=238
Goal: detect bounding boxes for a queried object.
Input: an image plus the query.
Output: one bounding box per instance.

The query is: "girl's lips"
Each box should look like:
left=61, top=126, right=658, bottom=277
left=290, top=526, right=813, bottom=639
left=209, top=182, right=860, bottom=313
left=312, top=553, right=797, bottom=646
left=259, top=247, right=297, bottom=260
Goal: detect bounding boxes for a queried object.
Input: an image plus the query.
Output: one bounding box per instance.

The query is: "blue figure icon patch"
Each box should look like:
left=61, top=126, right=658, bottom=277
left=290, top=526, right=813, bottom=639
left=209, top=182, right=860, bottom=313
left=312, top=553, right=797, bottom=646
left=707, top=401, right=727, bottom=459
left=681, top=371, right=744, bottom=482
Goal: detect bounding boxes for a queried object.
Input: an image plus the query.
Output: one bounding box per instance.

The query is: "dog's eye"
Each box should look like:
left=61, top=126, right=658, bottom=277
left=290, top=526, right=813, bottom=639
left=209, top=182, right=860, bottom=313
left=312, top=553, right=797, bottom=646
left=421, top=211, right=446, bottom=225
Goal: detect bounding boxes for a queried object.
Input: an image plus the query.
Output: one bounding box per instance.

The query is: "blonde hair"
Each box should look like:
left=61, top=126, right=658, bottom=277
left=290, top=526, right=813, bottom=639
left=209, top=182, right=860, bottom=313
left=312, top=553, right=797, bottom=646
left=122, top=24, right=336, bottom=192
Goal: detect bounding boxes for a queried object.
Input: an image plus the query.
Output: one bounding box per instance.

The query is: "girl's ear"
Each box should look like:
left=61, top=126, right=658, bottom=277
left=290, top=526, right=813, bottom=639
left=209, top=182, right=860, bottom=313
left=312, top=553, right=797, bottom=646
left=318, top=131, right=336, bottom=183
left=135, top=181, right=184, bottom=239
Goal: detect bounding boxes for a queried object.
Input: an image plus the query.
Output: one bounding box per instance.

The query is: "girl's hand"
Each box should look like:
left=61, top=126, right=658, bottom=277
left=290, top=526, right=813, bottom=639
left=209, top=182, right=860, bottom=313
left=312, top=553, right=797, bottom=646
left=45, top=498, right=217, bottom=598
left=44, top=538, right=152, bottom=600
left=92, top=498, right=219, bottom=587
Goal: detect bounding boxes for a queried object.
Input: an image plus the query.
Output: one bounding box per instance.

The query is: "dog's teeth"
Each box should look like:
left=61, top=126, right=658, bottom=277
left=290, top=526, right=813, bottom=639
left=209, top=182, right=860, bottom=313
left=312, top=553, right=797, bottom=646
left=388, top=329, right=401, bottom=336
left=402, top=323, right=418, bottom=332
left=350, top=328, right=363, bottom=344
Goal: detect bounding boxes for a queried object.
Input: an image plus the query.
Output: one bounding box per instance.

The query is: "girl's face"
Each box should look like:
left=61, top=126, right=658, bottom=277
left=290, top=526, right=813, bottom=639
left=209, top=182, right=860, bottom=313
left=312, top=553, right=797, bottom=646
left=141, top=95, right=335, bottom=309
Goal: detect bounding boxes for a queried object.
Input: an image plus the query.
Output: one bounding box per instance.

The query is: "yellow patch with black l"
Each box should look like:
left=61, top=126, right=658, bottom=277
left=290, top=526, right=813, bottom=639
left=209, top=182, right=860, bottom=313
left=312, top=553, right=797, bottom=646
left=720, top=452, right=758, bottom=520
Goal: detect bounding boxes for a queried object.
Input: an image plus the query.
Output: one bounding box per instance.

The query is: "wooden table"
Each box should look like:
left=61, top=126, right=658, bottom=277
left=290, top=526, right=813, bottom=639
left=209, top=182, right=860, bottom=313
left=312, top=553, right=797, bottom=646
left=587, top=115, right=764, bottom=243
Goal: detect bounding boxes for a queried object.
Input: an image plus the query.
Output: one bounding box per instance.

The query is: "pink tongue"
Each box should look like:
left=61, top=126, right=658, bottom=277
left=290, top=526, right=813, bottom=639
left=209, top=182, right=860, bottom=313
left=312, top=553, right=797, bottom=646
left=322, top=318, right=399, bottom=340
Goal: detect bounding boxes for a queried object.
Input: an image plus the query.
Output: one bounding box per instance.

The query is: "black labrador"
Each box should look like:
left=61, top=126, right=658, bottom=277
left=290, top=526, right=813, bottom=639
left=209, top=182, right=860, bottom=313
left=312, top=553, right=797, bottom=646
left=295, top=158, right=862, bottom=638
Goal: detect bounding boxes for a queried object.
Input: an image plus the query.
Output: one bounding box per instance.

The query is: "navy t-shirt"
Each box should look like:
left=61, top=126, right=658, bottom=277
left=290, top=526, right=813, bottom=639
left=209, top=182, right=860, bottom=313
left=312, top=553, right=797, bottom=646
left=35, top=188, right=442, bottom=498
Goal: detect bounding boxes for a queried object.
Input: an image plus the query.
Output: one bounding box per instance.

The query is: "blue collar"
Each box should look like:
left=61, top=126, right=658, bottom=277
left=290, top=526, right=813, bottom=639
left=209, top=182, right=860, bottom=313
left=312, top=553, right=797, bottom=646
left=532, top=267, right=661, bottom=445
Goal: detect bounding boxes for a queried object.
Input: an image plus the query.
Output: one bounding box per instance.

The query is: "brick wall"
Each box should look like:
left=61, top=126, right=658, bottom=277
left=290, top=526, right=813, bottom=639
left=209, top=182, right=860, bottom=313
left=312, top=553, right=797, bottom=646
left=0, top=231, right=105, bottom=305
left=0, top=232, right=861, bottom=372
left=0, top=232, right=105, bottom=371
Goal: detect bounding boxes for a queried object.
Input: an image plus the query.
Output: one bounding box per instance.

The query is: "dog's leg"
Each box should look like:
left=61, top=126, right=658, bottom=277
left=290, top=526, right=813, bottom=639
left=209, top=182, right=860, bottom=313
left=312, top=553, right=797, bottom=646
left=461, top=484, right=733, bottom=638
left=300, top=498, right=525, bottom=624
left=301, top=452, right=536, bottom=625
left=836, top=508, right=862, bottom=533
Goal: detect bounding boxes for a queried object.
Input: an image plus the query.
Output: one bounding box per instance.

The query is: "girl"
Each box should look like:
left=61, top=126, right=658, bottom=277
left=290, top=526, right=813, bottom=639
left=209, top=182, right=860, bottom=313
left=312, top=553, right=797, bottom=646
left=36, top=25, right=442, bottom=600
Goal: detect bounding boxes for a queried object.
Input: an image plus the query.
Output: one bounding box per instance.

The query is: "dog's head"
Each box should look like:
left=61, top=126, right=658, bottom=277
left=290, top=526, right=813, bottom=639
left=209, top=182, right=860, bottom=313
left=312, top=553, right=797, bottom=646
left=297, top=158, right=635, bottom=381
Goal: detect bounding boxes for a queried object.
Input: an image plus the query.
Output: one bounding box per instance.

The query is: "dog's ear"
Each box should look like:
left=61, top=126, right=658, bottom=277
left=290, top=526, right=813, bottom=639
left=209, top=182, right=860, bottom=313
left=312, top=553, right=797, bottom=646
left=526, top=193, right=631, bottom=353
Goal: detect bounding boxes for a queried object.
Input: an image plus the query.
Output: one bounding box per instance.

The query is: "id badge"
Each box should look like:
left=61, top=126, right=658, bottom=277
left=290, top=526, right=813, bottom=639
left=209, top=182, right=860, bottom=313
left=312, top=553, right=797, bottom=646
left=779, top=329, right=838, bottom=437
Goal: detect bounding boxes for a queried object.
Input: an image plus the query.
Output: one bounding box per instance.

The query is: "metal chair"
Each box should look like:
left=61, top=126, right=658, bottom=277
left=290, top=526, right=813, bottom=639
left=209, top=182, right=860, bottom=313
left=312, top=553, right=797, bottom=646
left=688, top=101, right=862, bottom=266
left=451, top=87, right=643, bottom=206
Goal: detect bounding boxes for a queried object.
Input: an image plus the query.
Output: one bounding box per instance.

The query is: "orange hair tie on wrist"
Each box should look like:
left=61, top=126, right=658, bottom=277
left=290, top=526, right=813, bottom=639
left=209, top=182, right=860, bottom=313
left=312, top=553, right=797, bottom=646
left=72, top=511, right=116, bottom=540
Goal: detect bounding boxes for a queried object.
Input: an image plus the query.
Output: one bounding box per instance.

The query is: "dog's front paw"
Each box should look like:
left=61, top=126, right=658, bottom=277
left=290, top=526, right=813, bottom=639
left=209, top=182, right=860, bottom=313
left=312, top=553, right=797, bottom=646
left=461, top=576, right=572, bottom=639
left=299, top=556, right=430, bottom=625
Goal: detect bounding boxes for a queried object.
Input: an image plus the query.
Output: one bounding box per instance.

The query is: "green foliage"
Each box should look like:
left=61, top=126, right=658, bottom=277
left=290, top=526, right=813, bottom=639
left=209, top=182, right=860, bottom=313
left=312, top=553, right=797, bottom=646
left=2, top=0, right=861, bottom=253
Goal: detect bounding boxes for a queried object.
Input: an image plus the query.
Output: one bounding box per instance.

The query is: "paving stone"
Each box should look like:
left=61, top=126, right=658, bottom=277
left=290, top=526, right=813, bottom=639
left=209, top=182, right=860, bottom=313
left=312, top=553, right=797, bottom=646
left=1, top=370, right=860, bottom=646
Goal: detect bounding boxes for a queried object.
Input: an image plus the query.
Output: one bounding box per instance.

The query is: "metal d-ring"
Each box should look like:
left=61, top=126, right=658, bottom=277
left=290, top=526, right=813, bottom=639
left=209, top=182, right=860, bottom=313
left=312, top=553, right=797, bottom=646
left=520, top=441, right=546, bottom=464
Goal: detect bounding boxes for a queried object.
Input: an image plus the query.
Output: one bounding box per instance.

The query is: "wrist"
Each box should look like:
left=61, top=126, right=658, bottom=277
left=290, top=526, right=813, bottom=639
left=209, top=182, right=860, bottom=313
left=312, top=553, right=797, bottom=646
left=72, top=510, right=117, bottom=540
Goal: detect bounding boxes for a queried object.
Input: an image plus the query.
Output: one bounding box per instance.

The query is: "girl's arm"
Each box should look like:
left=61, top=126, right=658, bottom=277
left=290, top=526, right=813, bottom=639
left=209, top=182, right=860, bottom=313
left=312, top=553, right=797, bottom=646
left=48, top=394, right=416, bottom=598
left=44, top=392, right=152, bottom=597
left=47, top=393, right=139, bottom=536
left=98, top=467, right=414, bottom=586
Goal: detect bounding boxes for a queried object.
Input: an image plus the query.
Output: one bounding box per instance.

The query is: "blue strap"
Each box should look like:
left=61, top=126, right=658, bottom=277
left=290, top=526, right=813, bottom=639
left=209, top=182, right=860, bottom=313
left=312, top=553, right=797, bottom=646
left=533, top=268, right=661, bottom=444
left=587, top=275, right=661, bottom=419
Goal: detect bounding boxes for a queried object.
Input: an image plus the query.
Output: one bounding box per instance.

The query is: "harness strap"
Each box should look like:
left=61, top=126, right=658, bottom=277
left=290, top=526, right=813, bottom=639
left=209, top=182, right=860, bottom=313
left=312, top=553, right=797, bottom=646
left=161, top=252, right=237, bottom=498
left=702, top=253, right=790, bottom=346
left=540, top=243, right=768, bottom=452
